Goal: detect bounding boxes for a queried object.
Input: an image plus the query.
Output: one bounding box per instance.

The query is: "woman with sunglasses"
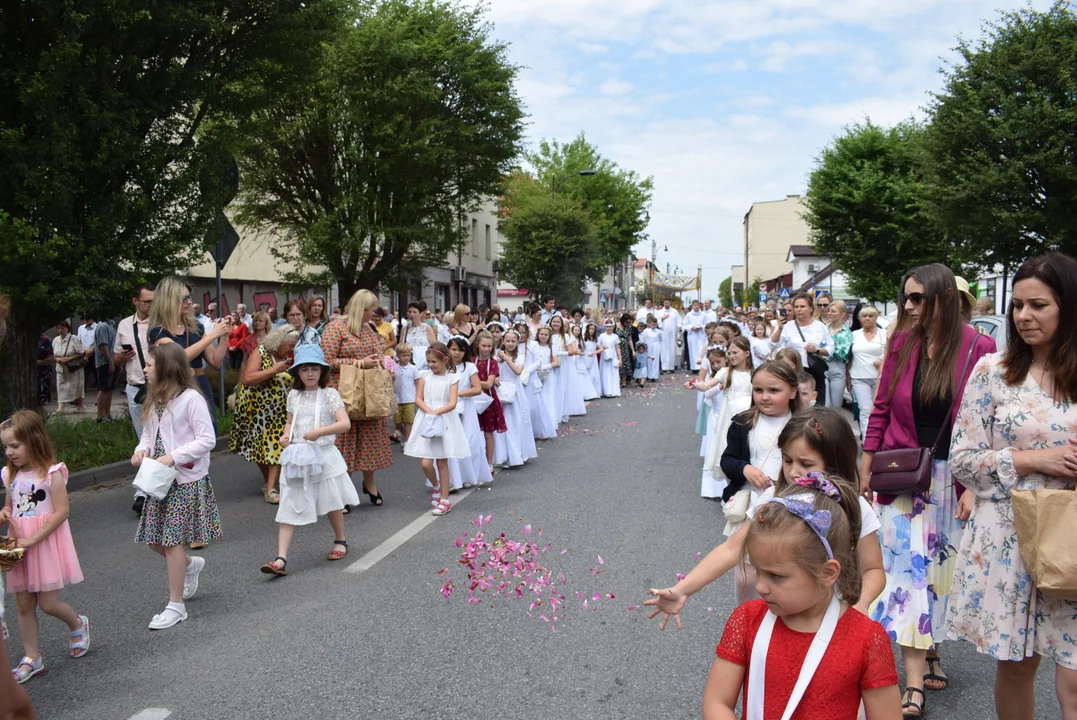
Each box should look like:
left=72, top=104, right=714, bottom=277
left=858, top=264, right=995, bottom=717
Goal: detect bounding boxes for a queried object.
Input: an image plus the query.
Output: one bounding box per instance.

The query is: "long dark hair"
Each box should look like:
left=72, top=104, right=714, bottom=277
left=447, top=336, right=473, bottom=365
left=1002, top=252, right=1077, bottom=402
left=775, top=407, right=860, bottom=489
left=887, top=263, right=963, bottom=406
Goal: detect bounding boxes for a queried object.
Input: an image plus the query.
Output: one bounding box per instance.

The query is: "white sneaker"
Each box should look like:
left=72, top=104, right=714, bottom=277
left=462, top=482, right=473, bottom=489
left=148, top=606, right=187, bottom=630
left=183, top=556, right=205, bottom=600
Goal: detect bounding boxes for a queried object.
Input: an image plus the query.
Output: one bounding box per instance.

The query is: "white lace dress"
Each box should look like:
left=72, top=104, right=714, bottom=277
left=277, top=389, right=361, bottom=526
left=403, top=370, right=470, bottom=460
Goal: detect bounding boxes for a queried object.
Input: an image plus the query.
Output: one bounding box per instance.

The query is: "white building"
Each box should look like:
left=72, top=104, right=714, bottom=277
left=785, top=245, right=850, bottom=300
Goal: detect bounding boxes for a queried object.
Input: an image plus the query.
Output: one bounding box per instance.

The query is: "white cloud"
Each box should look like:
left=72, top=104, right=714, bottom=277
left=599, top=78, right=634, bottom=96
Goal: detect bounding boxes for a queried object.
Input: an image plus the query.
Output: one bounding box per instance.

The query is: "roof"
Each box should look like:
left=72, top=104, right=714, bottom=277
left=787, top=245, right=822, bottom=259
left=633, top=258, right=649, bottom=268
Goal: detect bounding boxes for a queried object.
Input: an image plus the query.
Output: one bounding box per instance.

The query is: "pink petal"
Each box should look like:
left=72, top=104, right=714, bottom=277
left=576, top=591, right=584, bottom=599
left=522, top=524, right=532, bottom=537
left=607, top=593, right=616, bottom=599
left=676, top=573, right=686, bottom=581
left=593, top=593, right=601, bottom=601
left=597, top=554, right=605, bottom=565
left=694, top=552, right=702, bottom=562
left=627, top=606, right=639, bottom=611
left=437, top=568, right=447, bottom=575
left=707, top=607, right=714, bottom=614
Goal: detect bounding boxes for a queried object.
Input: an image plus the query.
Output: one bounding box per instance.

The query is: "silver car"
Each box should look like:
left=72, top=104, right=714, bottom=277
left=971, top=315, right=1008, bottom=349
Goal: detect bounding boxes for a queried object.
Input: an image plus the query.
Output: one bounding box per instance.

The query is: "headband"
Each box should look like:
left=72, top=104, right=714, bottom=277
left=707, top=344, right=726, bottom=353
left=449, top=334, right=471, bottom=343
left=760, top=493, right=834, bottom=560
left=486, top=321, right=504, bottom=330
left=428, top=347, right=449, bottom=360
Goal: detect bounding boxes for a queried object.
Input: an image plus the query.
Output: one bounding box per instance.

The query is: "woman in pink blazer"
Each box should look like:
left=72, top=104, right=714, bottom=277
left=858, top=263, right=995, bottom=718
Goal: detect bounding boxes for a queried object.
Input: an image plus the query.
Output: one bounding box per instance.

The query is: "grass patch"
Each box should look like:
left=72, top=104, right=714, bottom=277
left=46, top=408, right=235, bottom=473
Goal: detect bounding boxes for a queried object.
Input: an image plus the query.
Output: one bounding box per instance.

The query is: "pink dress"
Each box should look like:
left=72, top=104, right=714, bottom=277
left=3, top=462, right=84, bottom=593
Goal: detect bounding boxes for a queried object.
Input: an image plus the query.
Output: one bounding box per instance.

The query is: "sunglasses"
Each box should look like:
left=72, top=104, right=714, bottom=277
left=816, top=303, right=830, bottom=309
left=899, top=292, right=926, bottom=305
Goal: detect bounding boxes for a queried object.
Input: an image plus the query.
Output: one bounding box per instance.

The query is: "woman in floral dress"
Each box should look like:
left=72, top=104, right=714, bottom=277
left=947, top=252, right=1077, bottom=720
left=615, top=313, right=635, bottom=388
left=320, top=289, right=392, bottom=507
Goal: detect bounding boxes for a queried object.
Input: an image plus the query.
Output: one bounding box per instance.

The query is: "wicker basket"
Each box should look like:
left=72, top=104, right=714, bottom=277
left=0, top=535, right=24, bottom=573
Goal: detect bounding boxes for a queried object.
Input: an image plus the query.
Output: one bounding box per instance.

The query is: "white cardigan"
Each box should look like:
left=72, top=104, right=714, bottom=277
left=136, top=388, right=216, bottom=485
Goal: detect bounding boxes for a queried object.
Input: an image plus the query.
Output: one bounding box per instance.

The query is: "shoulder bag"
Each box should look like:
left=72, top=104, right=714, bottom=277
left=868, top=337, right=979, bottom=495
left=132, top=318, right=148, bottom=404
left=793, top=321, right=828, bottom=377
left=63, top=336, right=86, bottom=371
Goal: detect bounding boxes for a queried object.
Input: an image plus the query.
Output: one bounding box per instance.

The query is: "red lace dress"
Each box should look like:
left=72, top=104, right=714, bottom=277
left=475, top=357, right=507, bottom=433
left=716, top=599, right=898, bottom=720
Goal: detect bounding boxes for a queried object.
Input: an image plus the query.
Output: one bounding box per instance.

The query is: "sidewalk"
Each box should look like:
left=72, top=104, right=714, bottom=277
left=42, top=386, right=130, bottom=420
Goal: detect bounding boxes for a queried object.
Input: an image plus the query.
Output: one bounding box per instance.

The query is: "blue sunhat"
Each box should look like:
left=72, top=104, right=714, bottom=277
left=290, top=344, right=330, bottom=370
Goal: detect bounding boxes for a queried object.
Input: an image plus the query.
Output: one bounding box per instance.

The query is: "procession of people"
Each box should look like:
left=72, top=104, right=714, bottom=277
left=4, top=253, right=1077, bottom=720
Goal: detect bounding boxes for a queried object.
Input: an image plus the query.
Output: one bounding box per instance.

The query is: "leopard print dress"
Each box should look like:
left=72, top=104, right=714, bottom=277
left=228, top=344, right=290, bottom=465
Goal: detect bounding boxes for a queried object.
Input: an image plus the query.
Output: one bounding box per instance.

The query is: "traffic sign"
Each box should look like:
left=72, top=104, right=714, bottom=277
left=758, top=291, right=768, bottom=303
left=779, top=287, right=790, bottom=299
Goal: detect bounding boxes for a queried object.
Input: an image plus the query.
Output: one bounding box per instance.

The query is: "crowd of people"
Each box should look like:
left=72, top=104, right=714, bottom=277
left=645, top=252, right=1077, bottom=720
left=3, top=253, right=1076, bottom=720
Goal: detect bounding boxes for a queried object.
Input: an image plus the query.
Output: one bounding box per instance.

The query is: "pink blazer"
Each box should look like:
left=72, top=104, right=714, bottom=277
left=865, top=325, right=996, bottom=502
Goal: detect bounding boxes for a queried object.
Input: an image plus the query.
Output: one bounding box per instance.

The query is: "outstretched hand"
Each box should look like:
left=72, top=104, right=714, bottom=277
left=644, top=587, right=687, bottom=631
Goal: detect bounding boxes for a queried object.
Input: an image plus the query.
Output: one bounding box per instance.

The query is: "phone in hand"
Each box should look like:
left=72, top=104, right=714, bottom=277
left=780, top=309, right=788, bottom=319
left=122, top=344, right=133, bottom=351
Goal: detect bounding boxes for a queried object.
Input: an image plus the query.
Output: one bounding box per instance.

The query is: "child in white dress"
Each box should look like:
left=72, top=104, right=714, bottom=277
left=704, top=336, right=755, bottom=485
left=597, top=321, right=622, bottom=397
left=533, top=326, right=562, bottom=427
left=261, top=345, right=360, bottom=576
left=404, top=342, right=470, bottom=516
left=445, top=336, right=493, bottom=491
left=639, top=315, right=663, bottom=381
left=571, top=324, right=599, bottom=401
left=494, top=330, right=539, bottom=467
left=582, top=323, right=603, bottom=396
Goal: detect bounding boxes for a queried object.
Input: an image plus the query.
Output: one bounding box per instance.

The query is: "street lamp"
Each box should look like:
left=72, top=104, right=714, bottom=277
left=552, top=169, right=596, bottom=197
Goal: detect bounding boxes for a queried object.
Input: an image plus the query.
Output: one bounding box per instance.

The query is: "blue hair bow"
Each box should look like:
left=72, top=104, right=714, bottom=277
left=762, top=493, right=834, bottom=560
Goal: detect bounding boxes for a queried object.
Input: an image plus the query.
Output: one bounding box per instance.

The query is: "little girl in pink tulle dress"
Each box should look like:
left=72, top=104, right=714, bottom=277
left=0, top=410, right=88, bottom=685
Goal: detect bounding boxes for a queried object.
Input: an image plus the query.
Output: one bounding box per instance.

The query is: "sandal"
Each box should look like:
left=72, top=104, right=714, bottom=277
left=924, top=656, right=948, bottom=690
left=430, top=487, right=442, bottom=508
left=363, top=486, right=383, bottom=506
left=432, top=499, right=452, bottom=516
left=69, top=615, right=90, bottom=658
left=264, top=488, right=280, bottom=505
left=11, top=655, right=45, bottom=684
left=327, top=540, right=348, bottom=561
left=260, top=556, right=288, bottom=576
left=902, top=687, right=926, bottom=717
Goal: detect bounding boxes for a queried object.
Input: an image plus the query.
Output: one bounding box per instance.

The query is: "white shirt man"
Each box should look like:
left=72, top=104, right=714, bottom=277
left=193, top=304, right=213, bottom=336
left=114, top=285, right=154, bottom=438
left=702, top=300, right=719, bottom=326
left=77, top=319, right=97, bottom=356
left=635, top=301, right=655, bottom=325
left=237, top=304, right=253, bottom=330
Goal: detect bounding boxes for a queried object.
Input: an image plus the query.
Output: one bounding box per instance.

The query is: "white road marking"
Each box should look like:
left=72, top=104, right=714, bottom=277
left=126, top=710, right=172, bottom=720
left=344, top=488, right=475, bottom=574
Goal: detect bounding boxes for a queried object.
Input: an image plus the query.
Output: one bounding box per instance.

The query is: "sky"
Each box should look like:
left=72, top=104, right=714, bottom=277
left=483, top=0, right=1053, bottom=299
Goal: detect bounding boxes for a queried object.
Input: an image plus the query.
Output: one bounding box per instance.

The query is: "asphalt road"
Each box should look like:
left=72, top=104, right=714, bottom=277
left=5, top=373, right=1064, bottom=719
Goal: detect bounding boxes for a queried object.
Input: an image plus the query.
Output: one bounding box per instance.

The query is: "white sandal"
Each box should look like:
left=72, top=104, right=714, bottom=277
left=432, top=499, right=452, bottom=516
left=148, top=606, right=187, bottom=630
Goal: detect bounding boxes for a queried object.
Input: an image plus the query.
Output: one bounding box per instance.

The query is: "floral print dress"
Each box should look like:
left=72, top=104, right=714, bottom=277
left=946, top=353, right=1077, bottom=669
left=615, top=326, right=634, bottom=385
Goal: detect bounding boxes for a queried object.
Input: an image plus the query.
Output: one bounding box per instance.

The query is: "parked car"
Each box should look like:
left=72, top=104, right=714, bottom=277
left=971, top=315, right=1008, bottom=349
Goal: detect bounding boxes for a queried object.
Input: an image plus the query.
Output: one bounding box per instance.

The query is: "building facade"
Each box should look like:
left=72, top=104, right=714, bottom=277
left=742, top=195, right=811, bottom=288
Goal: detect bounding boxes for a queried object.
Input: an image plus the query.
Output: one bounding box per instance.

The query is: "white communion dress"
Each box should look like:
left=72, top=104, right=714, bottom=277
left=277, top=388, right=361, bottom=526
left=403, top=370, right=470, bottom=460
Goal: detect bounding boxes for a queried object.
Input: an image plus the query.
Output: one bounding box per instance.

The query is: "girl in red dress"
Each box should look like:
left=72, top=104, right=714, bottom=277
left=702, top=473, right=901, bottom=720
left=472, top=331, right=506, bottom=474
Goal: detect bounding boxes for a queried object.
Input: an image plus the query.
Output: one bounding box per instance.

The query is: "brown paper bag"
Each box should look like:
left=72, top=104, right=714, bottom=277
left=338, top=364, right=366, bottom=420
left=362, top=367, right=395, bottom=419
left=1011, top=488, right=1077, bottom=599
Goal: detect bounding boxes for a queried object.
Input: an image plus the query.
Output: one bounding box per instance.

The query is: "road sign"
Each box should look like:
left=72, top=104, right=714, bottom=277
left=758, top=291, right=768, bottom=303
left=779, top=287, right=790, bottom=299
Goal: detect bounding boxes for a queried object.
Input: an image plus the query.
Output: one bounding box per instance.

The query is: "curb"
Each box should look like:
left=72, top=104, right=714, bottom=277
left=66, top=435, right=232, bottom=493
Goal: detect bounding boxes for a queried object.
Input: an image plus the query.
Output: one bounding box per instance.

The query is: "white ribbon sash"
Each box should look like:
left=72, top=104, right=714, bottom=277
left=746, top=593, right=841, bottom=720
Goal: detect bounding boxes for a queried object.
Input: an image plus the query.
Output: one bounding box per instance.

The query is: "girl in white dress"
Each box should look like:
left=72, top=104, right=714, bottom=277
left=533, top=326, right=562, bottom=428
left=261, top=345, right=361, bottom=576
left=748, top=319, right=774, bottom=366
left=517, top=323, right=555, bottom=440
left=403, top=302, right=436, bottom=370
left=571, top=324, right=599, bottom=401
left=404, top=342, right=470, bottom=517
left=582, top=323, right=603, bottom=395
left=494, top=330, right=539, bottom=467
left=694, top=345, right=729, bottom=497
left=551, top=314, right=586, bottom=421
left=597, top=321, right=622, bottom=397
left=444, top=336, right=493, bottom=491
left=639, top=315, right=663, bottom=381
left=703, top=336, right=754, bottom=495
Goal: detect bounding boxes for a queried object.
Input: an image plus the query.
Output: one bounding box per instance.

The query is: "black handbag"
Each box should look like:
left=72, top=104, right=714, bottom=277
left=794, top=321, right=828, bottom=376
left=131, top=318, right=148, bottom=404
left=868, top=338, right=979, bottom=495
left=62, top=336, right=86, bottom=370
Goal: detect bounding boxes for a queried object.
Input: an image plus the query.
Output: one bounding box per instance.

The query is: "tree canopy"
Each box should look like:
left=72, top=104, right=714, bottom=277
left=236, top=0, right=526, bottom=301
left=0, top=0, right=339, bottom=414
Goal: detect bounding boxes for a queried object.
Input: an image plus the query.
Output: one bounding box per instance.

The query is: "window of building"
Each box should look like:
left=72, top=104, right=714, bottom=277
left=471, top=219, right=478, bottom=256
left=485, top=224, right=491, bottom=260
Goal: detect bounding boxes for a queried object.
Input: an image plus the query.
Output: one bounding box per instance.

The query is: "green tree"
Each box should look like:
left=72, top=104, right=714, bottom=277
left=802, top=120, right=966, bottom=302
left=0, top=0, right=337, bottom=415
left=740, top=277, right=763, bottom=308
left=498, top=195, right=599, bottom=308
left=236, top=0, right=526, bottom=301
left=528, top=133, right=653, bottom=269
left=921, top=1, right=1077, bottom=294
left=718, top=277, right=733, bottom=308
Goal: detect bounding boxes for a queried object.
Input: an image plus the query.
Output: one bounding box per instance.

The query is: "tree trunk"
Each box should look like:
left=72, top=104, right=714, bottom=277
left=0, top=307, right=45, bottom=418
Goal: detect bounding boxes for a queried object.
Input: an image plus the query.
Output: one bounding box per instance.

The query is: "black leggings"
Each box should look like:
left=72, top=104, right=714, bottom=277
left=806, top=360, right=827, bottom=406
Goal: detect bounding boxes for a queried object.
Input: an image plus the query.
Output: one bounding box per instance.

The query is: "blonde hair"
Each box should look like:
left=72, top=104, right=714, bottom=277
left=1, top=410, right=57, bottom=480
left=396, top=342, right=413, bottom=356
left=828, top=300, right=847, bottom=320
left=148, top=276, right=199, bottom=335
left=345, top=289, right=378, bottom=336
left=145, top=342, right=200, bottom=416
left=858, top=306, right=879, bottom=320
left=773, top=346, right=803, bottom=372
left=262, top=325, right=299, bottom=353
left=252, top=311, right=272, bottom=335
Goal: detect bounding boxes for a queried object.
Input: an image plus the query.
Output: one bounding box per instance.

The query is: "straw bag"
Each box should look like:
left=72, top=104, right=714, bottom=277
left=1012, top=488, right=1077, bottom=599
left=132, top=457, right=179, bottom=501
left=0, top=534, right=25, bottom=573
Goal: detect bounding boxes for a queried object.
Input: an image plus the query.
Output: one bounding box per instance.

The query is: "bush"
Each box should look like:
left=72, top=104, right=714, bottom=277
left=205, top=367, right=242, bottom=403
